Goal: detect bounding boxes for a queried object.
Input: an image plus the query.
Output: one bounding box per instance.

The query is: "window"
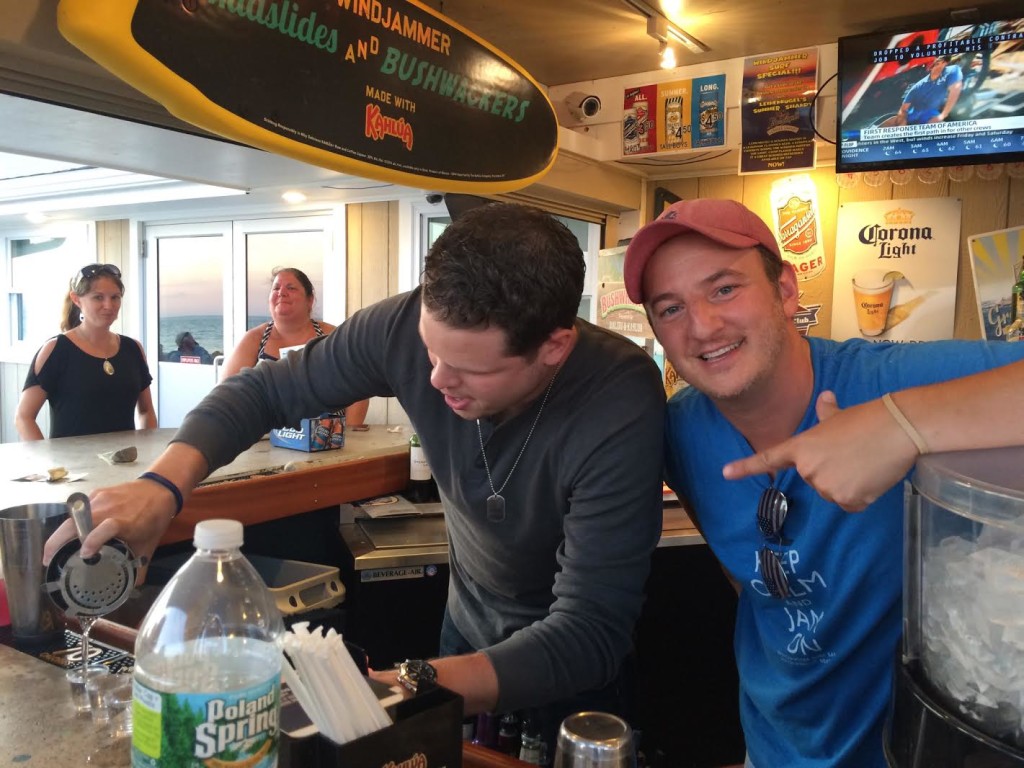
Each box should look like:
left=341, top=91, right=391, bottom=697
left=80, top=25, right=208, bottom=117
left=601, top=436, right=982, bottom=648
left=554, top=215, right=602, bottom=323
left=145, top=216, right=341, bottom=427
left=420, top=214, right=451, bottom=280
left=156, top=231, right=226, bottom=363
left=244, top=230, right=331, bottom=330
left=401, top=200, right=601, bottom=323
left=233, top=216, right=342, bottom=340
left=4, top=224, right=94, bottom=356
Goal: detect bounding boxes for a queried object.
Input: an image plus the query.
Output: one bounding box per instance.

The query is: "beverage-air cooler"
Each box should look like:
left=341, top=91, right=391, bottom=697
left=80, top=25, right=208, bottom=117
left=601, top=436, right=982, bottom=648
left=887, top=446, right=1024, bottom=767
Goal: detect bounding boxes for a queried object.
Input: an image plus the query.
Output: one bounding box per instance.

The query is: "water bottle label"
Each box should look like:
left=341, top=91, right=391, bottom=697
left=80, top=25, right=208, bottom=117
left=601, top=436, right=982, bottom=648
left=132, top=674, right=281, bottom=768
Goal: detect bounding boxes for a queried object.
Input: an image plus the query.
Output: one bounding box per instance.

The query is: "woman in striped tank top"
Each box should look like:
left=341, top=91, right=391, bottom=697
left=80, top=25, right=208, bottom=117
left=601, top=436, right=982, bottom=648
left=223, top=266, right=334, bottom=375
left=222, top=266, right=369, bottom=426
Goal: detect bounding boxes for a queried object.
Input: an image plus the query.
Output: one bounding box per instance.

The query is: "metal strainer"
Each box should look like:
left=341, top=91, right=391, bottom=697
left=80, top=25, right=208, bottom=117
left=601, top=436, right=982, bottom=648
left=43, top=492, right=141, bottom=618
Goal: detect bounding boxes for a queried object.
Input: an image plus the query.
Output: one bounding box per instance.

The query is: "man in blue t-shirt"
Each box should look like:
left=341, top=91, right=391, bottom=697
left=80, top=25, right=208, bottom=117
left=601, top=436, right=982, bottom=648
left=621, top=198, right=1024, bottom=767
left=886, top=55, right=964, bottom=125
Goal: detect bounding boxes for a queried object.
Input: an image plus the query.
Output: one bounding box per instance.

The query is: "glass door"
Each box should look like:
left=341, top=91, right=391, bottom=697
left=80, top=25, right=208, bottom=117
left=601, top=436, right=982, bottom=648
left=145, top=215, right=343, bottom=428
left=145, top=222, right=231, bottom=428
left=232, top=215, right=342, bottom=336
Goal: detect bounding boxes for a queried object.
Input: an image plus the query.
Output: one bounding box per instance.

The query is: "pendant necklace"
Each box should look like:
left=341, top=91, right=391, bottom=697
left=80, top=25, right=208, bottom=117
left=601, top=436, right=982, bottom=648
left=476, top=366, right=561, bottom=523
left=76, top=328, right=115, bottom=375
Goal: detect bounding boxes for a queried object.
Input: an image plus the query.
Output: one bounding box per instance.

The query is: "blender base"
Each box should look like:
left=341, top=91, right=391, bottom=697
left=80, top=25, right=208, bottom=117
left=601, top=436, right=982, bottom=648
left=885, top=661, right=1024, bottom=767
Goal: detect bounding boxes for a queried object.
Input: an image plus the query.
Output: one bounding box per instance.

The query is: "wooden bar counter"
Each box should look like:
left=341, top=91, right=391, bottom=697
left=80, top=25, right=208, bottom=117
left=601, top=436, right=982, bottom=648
left=0, top=425, right=411, bottom=545
left=0, top=425, right=702, bottom=555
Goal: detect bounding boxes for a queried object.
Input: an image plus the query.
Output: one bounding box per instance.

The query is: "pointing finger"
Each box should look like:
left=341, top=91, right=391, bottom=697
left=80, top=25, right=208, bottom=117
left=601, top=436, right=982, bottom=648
left=722, top=448, right=792, bottom=481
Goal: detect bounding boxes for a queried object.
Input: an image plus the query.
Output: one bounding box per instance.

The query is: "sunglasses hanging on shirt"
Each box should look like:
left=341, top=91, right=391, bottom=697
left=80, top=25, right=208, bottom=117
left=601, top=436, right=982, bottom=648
left=757, top=485, right=791, bottom=599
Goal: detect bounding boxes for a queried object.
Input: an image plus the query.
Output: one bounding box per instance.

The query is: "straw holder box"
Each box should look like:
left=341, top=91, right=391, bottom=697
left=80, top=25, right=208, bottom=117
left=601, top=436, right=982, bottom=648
left=280, top=685, right=463, bottom=768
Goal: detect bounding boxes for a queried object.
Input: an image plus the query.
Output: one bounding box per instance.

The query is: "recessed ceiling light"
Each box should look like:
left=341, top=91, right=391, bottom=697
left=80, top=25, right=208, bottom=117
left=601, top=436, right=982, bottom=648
left=25, top=211, right=47, bottom=224
left=282, top=190, right=307, bottom=204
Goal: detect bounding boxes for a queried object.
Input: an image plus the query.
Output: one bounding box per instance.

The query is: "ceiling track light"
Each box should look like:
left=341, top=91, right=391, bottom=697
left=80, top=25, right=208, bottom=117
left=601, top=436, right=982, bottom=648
left=659, top=41, right=677, bottom=69
left=624, top=0, right=709, bottom=55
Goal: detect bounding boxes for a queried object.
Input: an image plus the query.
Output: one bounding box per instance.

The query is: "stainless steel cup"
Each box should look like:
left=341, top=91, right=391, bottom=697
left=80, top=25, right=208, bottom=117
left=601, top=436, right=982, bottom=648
left=554, top=711, right=636, bottom=768
left=0, top=502, right=68, bottom=641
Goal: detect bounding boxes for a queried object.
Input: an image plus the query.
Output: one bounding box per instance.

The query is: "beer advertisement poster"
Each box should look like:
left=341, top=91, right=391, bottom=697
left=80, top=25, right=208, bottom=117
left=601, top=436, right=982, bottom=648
left=739, top=47, right=818, bottom=174
left=622, top=74, right=726, bottom=157
left=770, top=174, right=826, bottom=338
left=623, top=86, right=659, bottom=156
left=770, top=174, right=826, bottom=282
left=832, top=197, right=962, bottom=342
left=597, top=246, right=654, bottom=339
left=967, top=224, right=1024, bottom=341
left=692, top=74, right=726, bottom=148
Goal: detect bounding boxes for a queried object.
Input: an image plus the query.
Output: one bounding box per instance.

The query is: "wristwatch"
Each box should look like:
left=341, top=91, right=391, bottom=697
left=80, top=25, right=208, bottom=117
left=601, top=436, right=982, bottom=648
left=396, top=659, right=437, bottom=695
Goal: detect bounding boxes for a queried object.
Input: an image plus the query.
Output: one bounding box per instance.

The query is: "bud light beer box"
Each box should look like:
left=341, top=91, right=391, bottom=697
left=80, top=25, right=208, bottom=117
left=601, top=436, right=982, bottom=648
left=270, top=412, right=345, bottom=452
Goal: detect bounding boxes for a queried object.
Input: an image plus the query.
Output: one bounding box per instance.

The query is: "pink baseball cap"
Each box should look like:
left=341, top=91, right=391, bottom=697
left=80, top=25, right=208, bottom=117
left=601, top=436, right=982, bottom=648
left=624, top=198, right=782, bottom=303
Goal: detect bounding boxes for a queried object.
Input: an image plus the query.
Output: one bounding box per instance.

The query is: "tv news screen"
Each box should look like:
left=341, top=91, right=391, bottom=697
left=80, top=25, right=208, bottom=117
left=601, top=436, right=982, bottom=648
left=837, top=18, right=1024, bottom=174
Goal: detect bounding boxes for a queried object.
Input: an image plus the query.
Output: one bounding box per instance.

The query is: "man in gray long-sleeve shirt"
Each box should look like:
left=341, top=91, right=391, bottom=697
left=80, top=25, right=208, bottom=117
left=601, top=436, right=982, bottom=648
left=45, top=202, right=666, bottom=750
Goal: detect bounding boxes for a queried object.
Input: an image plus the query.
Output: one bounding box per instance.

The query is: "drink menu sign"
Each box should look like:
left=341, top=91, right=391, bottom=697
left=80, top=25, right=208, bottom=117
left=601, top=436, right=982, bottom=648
left=739, top=48, right=818, bottom=174
left=832, top=198, right=961, bottom=342
left=56, top=0, right=559, bottom=193
left=622, top=74, right=725, bottom=157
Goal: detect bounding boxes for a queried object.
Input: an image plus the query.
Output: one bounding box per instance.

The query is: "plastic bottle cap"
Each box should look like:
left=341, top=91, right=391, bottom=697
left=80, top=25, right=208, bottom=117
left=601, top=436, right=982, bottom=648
left=194, top=519, right=244, bottom=550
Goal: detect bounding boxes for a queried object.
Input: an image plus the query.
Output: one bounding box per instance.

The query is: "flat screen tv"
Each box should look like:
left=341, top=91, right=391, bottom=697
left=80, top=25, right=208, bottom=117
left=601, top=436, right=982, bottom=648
left=837, top=17, right=1024, bottom=174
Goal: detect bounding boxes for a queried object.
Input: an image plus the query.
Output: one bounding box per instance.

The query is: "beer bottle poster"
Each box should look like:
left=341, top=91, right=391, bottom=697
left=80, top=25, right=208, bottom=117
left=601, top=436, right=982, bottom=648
left=832, top=197, right=962, bottom=342
left=692, top=75, right=726, bottom=148
left=622, top=74, right=726, bottom=157
left=623, top=86, right=658, bottom=157
left=967, top=224, right=1024, bottom=341
left=770, top=174, right=826, bottom=337
left=739, top=47, right=818, bottom=174
left=770, top=174, right=826, bottom=281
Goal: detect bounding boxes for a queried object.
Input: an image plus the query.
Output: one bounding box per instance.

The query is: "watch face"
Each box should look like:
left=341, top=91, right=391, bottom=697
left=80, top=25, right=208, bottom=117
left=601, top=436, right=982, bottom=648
left=400, top=659, right=437, bottom=693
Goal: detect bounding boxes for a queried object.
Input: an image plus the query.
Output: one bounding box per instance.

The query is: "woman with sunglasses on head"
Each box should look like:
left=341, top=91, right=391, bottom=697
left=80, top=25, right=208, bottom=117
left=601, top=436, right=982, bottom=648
left=15, top=263, right=157, bottom=440
left=222, top=266, right=370, bottom=428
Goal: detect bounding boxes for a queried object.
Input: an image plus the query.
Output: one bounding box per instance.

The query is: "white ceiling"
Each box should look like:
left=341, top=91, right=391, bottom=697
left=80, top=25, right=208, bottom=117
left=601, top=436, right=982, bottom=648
left=0, top=0, right=1020, bottom=227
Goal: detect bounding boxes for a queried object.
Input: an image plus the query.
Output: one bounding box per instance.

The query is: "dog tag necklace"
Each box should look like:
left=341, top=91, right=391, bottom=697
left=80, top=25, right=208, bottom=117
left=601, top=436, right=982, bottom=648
left=476, top=367, right=560, bottom=522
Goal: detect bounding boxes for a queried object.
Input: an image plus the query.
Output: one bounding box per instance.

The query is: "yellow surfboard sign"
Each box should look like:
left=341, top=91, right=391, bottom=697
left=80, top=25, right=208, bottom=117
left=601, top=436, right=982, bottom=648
left=57, top=0, right=559, bottom=193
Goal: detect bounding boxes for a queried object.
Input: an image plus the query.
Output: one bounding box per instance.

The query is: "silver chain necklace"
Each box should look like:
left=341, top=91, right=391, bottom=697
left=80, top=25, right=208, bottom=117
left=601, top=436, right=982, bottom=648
left=476, top=367, right=561, bottom=523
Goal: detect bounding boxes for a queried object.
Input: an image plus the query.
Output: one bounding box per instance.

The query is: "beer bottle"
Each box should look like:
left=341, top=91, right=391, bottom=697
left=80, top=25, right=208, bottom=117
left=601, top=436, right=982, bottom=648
left=406, top=432, right=439, bottom=503
left=1004, top=261, right=1024, bottom=342
left=497, top=712, right=521, bottom=756
left=518, top=710, right=546, bottom=765
left=472, top=711, right=499, bottom=750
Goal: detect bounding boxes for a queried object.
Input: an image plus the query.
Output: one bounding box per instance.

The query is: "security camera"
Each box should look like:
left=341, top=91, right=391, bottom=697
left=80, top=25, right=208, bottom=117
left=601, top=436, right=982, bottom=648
left=425, top=193, right=444, bottom=205
left=565, top=92, right=602, bottom=121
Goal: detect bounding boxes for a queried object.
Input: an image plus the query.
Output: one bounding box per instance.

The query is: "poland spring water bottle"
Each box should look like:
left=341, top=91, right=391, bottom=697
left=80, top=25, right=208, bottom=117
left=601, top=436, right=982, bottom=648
left=132, top=519, right=285, bottom=768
